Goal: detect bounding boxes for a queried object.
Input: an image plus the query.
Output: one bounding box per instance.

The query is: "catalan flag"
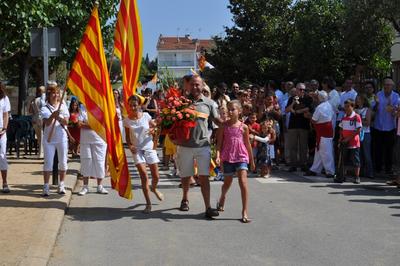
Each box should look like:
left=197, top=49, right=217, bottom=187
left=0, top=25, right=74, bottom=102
left=67, top=5, right=132, bottom=199
left=114, top=0, right=143, bottom=110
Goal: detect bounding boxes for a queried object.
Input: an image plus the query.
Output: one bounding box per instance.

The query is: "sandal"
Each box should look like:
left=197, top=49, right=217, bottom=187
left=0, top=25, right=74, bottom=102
left=240, top=217, right=252, bottom=223
left=151, top=188, right=164, bottom=201
left=386, top=180, right=400, bottom=186
left=179, top=200, right=189, bottom=211
left=143, top=204, right=152, bottom=214
left=216, top=201, right=224, bottom=212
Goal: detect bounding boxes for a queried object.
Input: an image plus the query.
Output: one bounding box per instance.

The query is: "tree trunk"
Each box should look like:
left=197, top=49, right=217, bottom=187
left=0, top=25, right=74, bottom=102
left=17, top=52, right=32, bottom=115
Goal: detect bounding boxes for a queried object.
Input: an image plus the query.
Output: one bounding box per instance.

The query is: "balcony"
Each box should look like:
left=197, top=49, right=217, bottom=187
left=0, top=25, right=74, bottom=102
left=158, top=60, right=195, bottom=67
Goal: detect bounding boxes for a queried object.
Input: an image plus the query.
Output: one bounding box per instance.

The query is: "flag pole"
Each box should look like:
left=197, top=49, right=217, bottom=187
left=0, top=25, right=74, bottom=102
left=108, top=50, right=115, bottom=76
left=47, top=85, right=67, bottom=142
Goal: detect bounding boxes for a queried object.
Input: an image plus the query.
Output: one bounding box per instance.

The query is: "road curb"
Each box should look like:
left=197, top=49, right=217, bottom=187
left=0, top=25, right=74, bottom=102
left=18, top=174, right=79, bottom=266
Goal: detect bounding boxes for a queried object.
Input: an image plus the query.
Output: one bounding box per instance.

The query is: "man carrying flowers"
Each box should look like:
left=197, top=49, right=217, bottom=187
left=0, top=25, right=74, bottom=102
left=174, top=75, right=223, bottom=219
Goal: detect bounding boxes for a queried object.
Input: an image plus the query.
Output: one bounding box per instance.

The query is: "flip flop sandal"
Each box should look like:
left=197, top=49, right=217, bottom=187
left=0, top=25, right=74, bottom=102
left=216, top=202, right=224, bottom=212
left=240, top=217, right=252, bottom=223
left=143, top=204, right=152, bottom=214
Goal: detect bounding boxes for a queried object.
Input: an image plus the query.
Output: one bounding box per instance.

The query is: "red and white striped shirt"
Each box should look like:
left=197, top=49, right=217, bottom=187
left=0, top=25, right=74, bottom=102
left=339, top=111, right=362, bottom=148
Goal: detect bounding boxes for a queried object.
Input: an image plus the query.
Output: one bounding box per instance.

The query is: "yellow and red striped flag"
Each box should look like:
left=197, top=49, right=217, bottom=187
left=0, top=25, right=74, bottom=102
left=114, top=0, right=143, bottom=110
left=67, top=5, right=132, bottom=199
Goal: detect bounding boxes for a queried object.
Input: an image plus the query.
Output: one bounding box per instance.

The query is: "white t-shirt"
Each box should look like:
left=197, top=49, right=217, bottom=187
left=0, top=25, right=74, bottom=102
left=41, top=103, right=70, bottom=143
left=123, top=112, right=153, bottom=151
left=356, top=107, right=370, bottom=133
left=312, top=101, right=335, bottom=124
left=328, top=89, right=340, bottom=113
left=79, top=110, right=105, bottom=144
left=0, top=96, right=11, bottom=128
left=338, top=88, right=357, bottom=121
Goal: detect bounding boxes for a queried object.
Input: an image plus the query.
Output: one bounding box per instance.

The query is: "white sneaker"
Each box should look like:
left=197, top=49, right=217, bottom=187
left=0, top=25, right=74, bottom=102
left=42, top=185, right=50, bottom=197
left=78, top=186, right=89, bottom=196
left=97, top=185, right=108, bottom=194
left=263, top=174, right=271, bottom=179
left=57, top=185, right=66, bottom=194
left=2, top=184, right=10, bottom=193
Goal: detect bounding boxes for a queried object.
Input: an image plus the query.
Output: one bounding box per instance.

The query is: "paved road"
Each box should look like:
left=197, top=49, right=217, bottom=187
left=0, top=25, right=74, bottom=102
left=49, top=160, right=400, bottom=266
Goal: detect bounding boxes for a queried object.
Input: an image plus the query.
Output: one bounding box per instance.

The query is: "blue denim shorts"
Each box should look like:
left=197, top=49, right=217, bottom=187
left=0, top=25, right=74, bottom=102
left=222, top=162, right=248, bottom=176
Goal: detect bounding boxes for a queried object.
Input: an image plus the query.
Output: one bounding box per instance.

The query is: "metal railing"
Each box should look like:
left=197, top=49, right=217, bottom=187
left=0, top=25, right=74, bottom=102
left=158, top=61, right=195, bottom=67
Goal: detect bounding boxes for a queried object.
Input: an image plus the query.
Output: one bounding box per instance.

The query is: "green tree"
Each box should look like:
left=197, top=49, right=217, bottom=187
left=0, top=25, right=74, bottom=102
left=0, top=0, right=119, bottom=114
left=209, top=0, right=396, bottom=86
left=342, top=0, right=395, bottom=81
left=208, top=0, right=293, bottom=85
left=290, top=0, right=346, bottom=81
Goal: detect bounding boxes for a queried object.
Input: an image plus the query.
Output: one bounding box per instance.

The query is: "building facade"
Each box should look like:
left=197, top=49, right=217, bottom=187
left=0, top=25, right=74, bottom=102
left=157, top=35, right=214, bottom=78
left=391, top=33, right=400, bottom=86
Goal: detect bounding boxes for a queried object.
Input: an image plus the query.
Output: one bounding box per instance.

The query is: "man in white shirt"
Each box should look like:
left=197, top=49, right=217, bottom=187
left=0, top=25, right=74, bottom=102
left=321, top=77, right=340, bottom=129
left=0, top=82, right=10, bottom=193
left=29, top=86, right=46, bottom=158
left=337, top=78, right=357, bottom=121
left=305, top=91, right=336, bottom=178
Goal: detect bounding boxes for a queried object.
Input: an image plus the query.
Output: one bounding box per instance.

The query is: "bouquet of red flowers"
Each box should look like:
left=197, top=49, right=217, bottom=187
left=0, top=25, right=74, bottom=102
left=158, top=87, right=197, bottom=142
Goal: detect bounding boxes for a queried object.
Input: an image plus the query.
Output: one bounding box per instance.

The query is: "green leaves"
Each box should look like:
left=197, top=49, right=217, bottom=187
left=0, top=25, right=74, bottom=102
left=208, top=0, right=396, bottom=85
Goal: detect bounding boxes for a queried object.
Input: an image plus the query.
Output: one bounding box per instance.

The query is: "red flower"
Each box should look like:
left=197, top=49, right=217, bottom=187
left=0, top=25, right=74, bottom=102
left=166, top=87, right=181, bottom=98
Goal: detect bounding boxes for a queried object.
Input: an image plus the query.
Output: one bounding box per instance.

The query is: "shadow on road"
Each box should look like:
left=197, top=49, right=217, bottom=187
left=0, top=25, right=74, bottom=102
left=309, top=183, right=400, bottom=217
left=65, top=204, right=240, bottom=223
left=0, top=198, right=67, bottom=210
left=0, top=184, right=68, bottom=200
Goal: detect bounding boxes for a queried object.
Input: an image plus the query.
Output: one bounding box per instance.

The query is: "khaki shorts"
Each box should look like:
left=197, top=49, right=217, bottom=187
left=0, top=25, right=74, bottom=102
left=176, top=146, right=211, bottom=177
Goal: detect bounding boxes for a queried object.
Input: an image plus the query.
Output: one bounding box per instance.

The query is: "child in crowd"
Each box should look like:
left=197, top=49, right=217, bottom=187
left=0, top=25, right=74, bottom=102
left=338, top=99, right=362, bottom=184
left=245, top=112, right=260, bottom=172
left=218, top=105, right=228, bottom=122
left=164, top=134, right=178, bottom=177
left=216, top=100, right=255, bottom=223
left=251, top=119, right=276, bottom=178
left=355, top=94, right=373, bottom=179
left=242, top=103, right=253, bottom=122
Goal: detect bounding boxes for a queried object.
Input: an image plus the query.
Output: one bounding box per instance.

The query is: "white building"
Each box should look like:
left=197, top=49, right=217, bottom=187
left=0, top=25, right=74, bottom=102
left=157, top=35, right=214, bottom=78
left=391, top=33, right=400, bottom=86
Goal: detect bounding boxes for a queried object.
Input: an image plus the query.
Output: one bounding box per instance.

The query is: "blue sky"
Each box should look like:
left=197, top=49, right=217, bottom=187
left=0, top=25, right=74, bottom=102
left=137, top=0, right=233, bottom=60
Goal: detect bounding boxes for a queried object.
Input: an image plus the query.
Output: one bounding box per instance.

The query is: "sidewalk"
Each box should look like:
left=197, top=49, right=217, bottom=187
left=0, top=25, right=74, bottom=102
left=0, top=154, right=79, bottom=266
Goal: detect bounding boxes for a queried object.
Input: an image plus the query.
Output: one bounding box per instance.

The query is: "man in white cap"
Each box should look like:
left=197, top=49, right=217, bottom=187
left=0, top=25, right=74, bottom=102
left=304, top=90, right=336, bottom=178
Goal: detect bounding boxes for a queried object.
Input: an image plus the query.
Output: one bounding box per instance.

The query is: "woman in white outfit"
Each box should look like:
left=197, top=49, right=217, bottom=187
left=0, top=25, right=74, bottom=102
left=124, top=95, right=164, bottom=213
left=77, top=109, right=108, bottom=195
left=0, top=82, right=10, bottom=193
left=40, top=83, right=69, bottom=196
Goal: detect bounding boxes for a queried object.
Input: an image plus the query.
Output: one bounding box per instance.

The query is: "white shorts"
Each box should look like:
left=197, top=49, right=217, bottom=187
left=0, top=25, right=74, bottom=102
left=0, top=134, right=8, bottom=170
left=43, top=141, right=68, bottom=171
left=176, top=145, right=211, bottom=178
left=80, top=142, right=107, bottom=178
left=132, top=149, right=159, bottom=165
